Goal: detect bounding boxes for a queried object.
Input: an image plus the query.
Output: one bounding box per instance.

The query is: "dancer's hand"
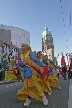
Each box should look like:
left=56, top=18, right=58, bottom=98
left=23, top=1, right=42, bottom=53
left=13, top=67, right=15, bottom=70
left=43, top=64, right=45, bottom=67
left=24, top=62, right=28, bottom=65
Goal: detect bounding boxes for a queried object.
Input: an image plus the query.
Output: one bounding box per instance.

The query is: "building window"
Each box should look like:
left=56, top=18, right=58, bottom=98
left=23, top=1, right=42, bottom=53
left=11, top=42, right=12, bottom=44
left=19, top=37, right=20, bottom=40
left=47, top=45, right=49, bottom=49
left=48, top=36, right=51, bottom=40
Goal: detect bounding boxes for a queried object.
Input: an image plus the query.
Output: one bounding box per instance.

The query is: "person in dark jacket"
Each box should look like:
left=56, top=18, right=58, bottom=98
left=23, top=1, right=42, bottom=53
left=68, top=59, right=72, bottom=79
left=62, top=65, right=67, bottom=80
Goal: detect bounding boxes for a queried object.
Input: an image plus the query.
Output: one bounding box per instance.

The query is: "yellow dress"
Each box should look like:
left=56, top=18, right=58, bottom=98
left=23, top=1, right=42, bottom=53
left=16, top=51, right=44, bottom=100
left=48, top=60, right=59, bottom=87
left=37, top=57, right=52, bottom=93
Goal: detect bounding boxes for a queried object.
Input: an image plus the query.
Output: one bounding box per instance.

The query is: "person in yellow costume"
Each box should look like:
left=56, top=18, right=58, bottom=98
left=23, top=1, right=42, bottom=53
left=36, top=52, right=52, bottom=95
left=16, top=44, right=48, bottom=107
left=44, top=55, right=61, bottom=90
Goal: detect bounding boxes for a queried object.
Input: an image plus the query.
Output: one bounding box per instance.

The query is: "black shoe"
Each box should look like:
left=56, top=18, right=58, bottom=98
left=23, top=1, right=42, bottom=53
left=68, top=77, right=70, bottom=79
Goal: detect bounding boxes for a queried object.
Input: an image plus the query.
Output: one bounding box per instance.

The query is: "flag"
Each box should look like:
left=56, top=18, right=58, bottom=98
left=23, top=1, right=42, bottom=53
left=27, top=63, right=48, bottom=79
left=61, top=54, right=66, bottom=67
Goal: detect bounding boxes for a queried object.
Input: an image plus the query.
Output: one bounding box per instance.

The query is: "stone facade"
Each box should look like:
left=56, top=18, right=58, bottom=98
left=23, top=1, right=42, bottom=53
left=0, top=24, right=30, bottom=48
left=0, top=29, right=11, bottom=43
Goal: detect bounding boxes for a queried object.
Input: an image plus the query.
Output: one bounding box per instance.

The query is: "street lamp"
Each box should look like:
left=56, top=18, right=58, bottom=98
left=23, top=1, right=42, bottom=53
left=66, top=53, right=72, bottom=65
left=57, top=52, right=63, bottom=59
left=56, top=52, right=63, bottom=66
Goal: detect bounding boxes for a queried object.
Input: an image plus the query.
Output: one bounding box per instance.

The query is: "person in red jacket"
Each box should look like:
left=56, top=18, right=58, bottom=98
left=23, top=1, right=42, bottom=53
left=14, top=55, right=20, bottom=68
left=62, top=65, right=67, bottom=80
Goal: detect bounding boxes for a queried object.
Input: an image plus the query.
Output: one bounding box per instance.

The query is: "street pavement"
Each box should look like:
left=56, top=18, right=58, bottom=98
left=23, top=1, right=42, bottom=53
left=0, top=80, right=20, bottom=85
left=68, top=79, right=72, bottom=108
left=0, top=77, right=70, bottom=108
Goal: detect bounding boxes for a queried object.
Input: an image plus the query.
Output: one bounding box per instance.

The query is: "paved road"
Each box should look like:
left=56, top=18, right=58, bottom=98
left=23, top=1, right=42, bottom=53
left=68, top=79, right=72, bottom=108
left=0, top=78, right=70, bottom=108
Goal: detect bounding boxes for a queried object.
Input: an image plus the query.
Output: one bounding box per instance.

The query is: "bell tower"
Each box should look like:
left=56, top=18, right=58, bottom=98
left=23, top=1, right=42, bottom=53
left=42, top=27, right=54, bottom=60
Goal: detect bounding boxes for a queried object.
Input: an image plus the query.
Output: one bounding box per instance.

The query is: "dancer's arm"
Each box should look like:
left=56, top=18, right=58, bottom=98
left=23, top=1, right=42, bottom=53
left=50, top=60, right=58, bottom=69
left=43, top=59, right=48, bottom=65
left=16, top=59, right=25, bottom=69
left=29, top=52, right=44, bottom=66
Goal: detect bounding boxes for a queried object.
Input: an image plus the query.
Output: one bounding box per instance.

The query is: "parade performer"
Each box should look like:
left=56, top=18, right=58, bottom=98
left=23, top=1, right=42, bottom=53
left=37, top=52, right=52, bottom=95
left=61, top=54, right=67, bottom=79
left=68, top=58, right=72, bottom=79
left=16, top=44, right=48, bottom=107
left=44, top=55, right=61, bottom=90
left=14, top=55, right=19, bottom=68
left=10, top=57, right=14, bottom=69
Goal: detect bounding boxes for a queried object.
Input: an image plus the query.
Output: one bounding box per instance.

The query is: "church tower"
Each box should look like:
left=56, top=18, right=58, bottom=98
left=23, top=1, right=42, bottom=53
left=42, top=27, right=54, bottom=60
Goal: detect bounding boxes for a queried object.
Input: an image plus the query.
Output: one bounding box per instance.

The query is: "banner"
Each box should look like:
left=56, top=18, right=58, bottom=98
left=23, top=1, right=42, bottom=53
left=61, top=54, right=66, bottom=67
